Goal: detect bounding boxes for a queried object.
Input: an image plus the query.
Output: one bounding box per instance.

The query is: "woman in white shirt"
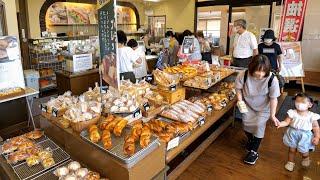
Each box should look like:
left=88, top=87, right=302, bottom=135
left=127, top=39, right=148, bottom=80
left=117, top=30, right=142, bottom=83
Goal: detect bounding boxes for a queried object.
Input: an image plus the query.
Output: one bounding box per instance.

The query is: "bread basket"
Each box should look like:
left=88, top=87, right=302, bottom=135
left=66, top=115, right=101, bottom=133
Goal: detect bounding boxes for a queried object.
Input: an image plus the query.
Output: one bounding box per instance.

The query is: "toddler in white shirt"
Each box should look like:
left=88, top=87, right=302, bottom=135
left=277, top=93, right=320, bottom=172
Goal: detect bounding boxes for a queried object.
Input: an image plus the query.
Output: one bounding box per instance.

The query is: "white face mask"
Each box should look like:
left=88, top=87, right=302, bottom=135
left=264, top=39, right=273, bottom=44
left=295, top=102, right=309, bottom=111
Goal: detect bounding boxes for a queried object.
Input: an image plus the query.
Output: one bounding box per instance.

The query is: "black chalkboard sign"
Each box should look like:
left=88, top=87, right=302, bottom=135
left=98, top=0, right=119, bottom=89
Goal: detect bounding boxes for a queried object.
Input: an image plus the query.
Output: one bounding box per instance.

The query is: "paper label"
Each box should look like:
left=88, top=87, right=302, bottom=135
left=40, top=104, right=47, bottom=112
left=143, top=102, right=150, bottom=111
left=167, top=136, right=180, bottom=150
left=198, top=116, right=205, bottom=126
left=207, top=104, right=213, bottom=112
left=169, top=84, right=177, bottom=91
left=6, top=46, right=20, bottom=61
left=133, top=108, right=141, bottom=118
left=52, top=107, right=58, bottom=117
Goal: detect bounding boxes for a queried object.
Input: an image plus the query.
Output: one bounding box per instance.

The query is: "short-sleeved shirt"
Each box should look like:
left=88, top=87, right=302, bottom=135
left=235, top=71, right=281, bottom=111
left=233, top=31, right=258, bottom=58
left=118, top=46, right=140, bottom=73
left=287, top=109, right=320, bottom=131
left=190, top=37, right=202, bottom=60
left=258, top=43, right=282, bottom=70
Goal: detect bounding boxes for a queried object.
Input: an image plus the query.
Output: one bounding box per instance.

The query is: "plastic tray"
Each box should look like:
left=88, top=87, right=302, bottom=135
left=80, top=128, right=160, bottom=168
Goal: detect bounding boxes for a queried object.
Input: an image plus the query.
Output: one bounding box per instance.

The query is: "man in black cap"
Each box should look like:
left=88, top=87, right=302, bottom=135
left=258, top=29, right=283, bottom=72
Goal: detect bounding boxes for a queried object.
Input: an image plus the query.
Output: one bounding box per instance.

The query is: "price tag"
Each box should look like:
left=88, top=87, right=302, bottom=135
left=143, top=102, right=150, bottom=111
left=101, top=85, right=109, bottom=92
left=146, top=74, right=153, bottom=82
left=207, top=104, right=213, bottom=112
left=133, top=108, right=141, bottom=118
left=220, top=99, right=227, bottom=107
left=52, top=108, right=58, bottom=117
left=167, top=136, right=180, bottom=150
left=198, top=117, right=205, bottom=126
left=40, top=104, right=47, bottom=112
left=169, top=84, right=177, bottom=91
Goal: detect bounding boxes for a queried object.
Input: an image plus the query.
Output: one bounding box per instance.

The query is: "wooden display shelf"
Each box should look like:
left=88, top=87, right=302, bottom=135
left=38, top=115, right=166, bottom=180
left=168, top=117, right=234, bottom=180
left=166, top=98, right=236, bottom=163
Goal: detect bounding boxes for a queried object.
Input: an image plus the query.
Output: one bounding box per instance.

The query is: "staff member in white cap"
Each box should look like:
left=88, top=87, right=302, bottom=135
left=232, top=19, right=258, bottom=68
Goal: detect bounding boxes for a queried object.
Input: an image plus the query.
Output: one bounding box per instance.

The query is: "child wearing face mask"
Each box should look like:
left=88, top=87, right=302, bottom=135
left=258, top=30, right=283, bottom=72
left=277, top=93, right=320, bottom=172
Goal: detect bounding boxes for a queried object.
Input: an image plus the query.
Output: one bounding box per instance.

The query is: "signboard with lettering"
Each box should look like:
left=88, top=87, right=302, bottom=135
left=279, top=41, right=304, bottom=77
left=0, top=36, right=25, bottom=90
left=98, top=0, right=119, bottom=89
left=72, top=53, right=93, bottom=72
left=279, top=0, right=308, bottom=41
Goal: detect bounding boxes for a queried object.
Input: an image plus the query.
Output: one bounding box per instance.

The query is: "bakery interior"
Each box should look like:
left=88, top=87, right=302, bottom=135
left=0, top=0, right=320, bottom=179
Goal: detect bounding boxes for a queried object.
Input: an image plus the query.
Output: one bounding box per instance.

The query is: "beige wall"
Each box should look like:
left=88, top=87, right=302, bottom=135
left=27, top=0, right=45, bottom=38
left=3, top=0, right=19, bottom=38
left=301, top=0, right=320, bottom=72
left=151, top=0, right=195, bottom=32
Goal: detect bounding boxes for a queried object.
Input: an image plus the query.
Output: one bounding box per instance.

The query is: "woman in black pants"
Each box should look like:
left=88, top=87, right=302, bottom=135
left=235, top=55, right=280, bottom=165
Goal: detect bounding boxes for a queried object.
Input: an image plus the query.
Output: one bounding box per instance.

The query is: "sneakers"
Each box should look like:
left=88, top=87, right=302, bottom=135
left=285, top=161, right=295, bottom=172
left=301, top=157, right=310, bottom=167
left=244, top=150, right=259, bottom=165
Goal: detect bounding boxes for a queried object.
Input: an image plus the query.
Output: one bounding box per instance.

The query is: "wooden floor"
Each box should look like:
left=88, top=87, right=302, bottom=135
left=178, top=89, right=320, bottom=180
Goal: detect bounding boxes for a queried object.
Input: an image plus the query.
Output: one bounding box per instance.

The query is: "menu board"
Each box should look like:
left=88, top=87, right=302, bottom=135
left=46, top=2, right=97, bottom=25
left=279, top=41, right=304, bottom=77
left=0, top=36, right=25, bottom=90
left=182, top=36, right=194, bottom=54
left=98, top=0, right=119, bottom=89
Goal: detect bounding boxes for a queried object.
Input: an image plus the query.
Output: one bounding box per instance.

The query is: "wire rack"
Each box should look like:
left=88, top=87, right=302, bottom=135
left=1, top=136, right=70, bottom=180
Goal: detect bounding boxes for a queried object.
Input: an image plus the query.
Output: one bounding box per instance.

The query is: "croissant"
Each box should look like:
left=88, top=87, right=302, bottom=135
left=113, top=119, right=128, bottom=136
left=89, top=125, right=100, bottom=143
left=123, top=135, right=135, bottom=156
left=173, top=122, right=190, bottom=134
left=157, top=132, right=174, bottom=143
left=140, top=126, right=151, bottom=148
left=99, top=115, right=115, bottom=130
left=105, top=119, right=120, bottom=131
left=101, top=130, right=112, bottom=150
left=88, top=125, right=98, bottom=134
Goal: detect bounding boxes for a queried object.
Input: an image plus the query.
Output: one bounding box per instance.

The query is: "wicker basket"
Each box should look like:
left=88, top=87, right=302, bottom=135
left=68, top=115, right=101, bottom=133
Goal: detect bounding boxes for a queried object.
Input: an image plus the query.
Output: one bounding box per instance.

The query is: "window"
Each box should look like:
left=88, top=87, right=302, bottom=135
left=0, top=0, right=7, bottom=36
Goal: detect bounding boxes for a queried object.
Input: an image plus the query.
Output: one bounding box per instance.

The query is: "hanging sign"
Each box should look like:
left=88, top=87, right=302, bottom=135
left=98, top=0, right=119, bottom=89
left=279, top=41, right=304, bottom=77
left=279, top=0, right=308, bottom=41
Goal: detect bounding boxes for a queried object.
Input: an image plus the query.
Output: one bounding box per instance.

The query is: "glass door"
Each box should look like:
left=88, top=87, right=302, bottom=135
left=229, top=5, right=270, bottom=54
left=197, top=5, right=229, bottom=54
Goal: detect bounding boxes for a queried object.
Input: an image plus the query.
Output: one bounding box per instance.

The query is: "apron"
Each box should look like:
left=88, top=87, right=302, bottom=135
left=242, top=74, right=272, bottom=138
left=242, top=106, right=270, bottom=138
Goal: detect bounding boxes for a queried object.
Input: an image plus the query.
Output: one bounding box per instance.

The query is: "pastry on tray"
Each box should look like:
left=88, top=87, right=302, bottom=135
left=54, top=166, right=70, bottom=177
left=26, top=155, right=40, bottom=167
left=85, top=171, right=101, bottom=180
left=101, top=130, right=112, bottom=150
left=68, top=161, right=81, bottom=171
left=88, top=125, right=101, bottom=143
left=38, top=149, right=53, bottom=161
left=123, top=135, right=136, bottom=156
left=113, top=119, right=128, bottom=137
left=1, top=143, right=18, bottom=154
left=42, top=157, right=55, bottom=168
left=25, top=130, right=44, bottom=140
left=7, top=150, right=30, bottom=164
left=140, top=126, right=151, bottom=149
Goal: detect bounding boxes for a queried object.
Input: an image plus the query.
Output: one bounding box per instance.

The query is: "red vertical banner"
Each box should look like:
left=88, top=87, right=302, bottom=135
left=279, top=0, right=308, bottom=41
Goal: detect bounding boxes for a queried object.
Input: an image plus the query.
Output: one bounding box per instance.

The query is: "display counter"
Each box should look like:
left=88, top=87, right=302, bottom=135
left=0, top=66, right=243, bottom=180
left=56, top=68, right=100, bottom=95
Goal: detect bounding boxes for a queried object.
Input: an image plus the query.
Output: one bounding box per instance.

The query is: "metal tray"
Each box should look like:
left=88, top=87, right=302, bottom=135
left=80, top=128, right=160, bottom=168
left=155, top=117, right=191, bottom=144
left=1, top=136, right=70, bottom=180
